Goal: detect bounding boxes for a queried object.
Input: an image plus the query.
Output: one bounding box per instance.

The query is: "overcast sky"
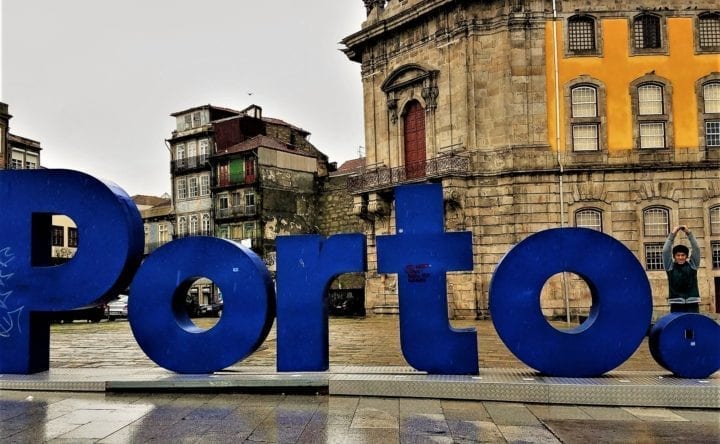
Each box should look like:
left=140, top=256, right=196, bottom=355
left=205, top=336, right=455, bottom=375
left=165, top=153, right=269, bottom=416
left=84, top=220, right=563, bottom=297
left=1, top=1, right=367, bottom=197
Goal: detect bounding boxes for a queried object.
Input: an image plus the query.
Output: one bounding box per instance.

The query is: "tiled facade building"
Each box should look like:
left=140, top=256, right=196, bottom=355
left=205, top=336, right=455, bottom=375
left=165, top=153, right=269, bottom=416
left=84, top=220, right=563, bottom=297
left=335, top=1, right=720, bottom=318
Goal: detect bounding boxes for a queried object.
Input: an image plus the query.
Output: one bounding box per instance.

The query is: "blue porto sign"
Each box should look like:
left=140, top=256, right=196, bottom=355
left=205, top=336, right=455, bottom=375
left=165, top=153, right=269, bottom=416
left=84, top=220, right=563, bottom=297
left=0, top=169, right=718, bottom=378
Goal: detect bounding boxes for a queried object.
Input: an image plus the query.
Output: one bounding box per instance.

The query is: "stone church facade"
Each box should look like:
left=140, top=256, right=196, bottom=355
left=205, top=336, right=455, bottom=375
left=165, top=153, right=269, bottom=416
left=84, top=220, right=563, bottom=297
left=328, top=0, right=720, bottom=319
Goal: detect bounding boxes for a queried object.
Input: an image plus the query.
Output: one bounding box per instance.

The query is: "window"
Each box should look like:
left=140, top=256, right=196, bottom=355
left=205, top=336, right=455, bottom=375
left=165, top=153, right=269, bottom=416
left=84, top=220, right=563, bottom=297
left=645, top=243, right=664, bottom=270
left=176, top=144, right=185, bottom=160
left=699, top=79, right=720, bottom=148
left=244, top=222, right=257, bottom=240
left=176, top=178, right=187, bottom=200
left=568, top=16, right=596, bottom=52
left=705, top=83, right=720, bottom=113
left=199, top=139, right=210, bottom=163
left=201, top=214, right=210, bottom=235
left=639, top=122, right=665, bottom=149
left=575, top=209, right=602, bottom=231
left=10, top=158, right=22, bottom=169
left=631, top=78, right=672, bottom=150
left=158, top=223, right=169, bottom=243
left=51, top=226, right=64, bottom=247
left=633, top=14, right=661, bottom=49
left=177, top=217, right=187, bottom=237
left=568, top=84, right=604, bottom=152
left=25, top=159, right=37, bottom=169
left=638, top=85, right=663, bottom=115
left=245, top=192, right=256, bottom=214
left=200, top=174, right=210, bottom=196
left=189, top=215, right=198, bottom=235
left=643, top=207, right=669, bottom=236
left=572, top=125, right=599, bottom=151
left=707, top=121, right=720, bottom=147
left=187, top=141, right=197, bottom=168
left=218, top=194, right=229, bottom=210
left=231, top=191, right=243, bottom=208
left=698, top=13, right=720, bottom=49
left=711, top=206, right=720, bottom=235
left=572, top=87, right=597, bottom=117
left=712, top=241, right=720, bottom=269
left=68, top=227, right=78, bottom=248
left=188, top=177, right=199, bottom=198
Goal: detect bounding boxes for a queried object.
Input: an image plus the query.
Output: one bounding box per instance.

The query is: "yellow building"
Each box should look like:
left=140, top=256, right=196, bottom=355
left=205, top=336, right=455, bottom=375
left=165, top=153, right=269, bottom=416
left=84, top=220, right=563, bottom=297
left=340, top=2, right=720, bottom=319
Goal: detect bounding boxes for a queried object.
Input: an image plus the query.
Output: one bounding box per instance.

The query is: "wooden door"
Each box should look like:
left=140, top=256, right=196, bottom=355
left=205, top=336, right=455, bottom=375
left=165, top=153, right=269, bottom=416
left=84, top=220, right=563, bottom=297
left=403, top=101, right=426, bottom=179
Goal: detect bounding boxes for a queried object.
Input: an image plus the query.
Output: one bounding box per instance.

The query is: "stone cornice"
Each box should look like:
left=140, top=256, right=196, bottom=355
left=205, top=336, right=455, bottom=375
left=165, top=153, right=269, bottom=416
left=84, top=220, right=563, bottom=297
left=343, top=0, right=455, bottom=59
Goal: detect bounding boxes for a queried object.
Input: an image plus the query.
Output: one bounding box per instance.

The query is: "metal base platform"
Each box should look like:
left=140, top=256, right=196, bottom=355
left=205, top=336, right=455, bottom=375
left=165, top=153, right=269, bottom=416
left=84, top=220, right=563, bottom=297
left=1, top=366, right=717, bottom=409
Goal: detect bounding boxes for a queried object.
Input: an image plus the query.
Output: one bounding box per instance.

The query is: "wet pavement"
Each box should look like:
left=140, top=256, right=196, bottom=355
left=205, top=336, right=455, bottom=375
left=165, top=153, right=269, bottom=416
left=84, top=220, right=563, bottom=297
left=1, top=390, right=718, bottom=443
left=0, top=317, right=716, bottom=443
left=46, top=317, right=664, bottom=372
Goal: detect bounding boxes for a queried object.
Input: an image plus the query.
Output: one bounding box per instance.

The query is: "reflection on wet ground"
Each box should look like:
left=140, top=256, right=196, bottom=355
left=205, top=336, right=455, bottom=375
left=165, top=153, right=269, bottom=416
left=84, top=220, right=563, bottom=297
left=1, top=391, right=718, bottom=443
left=48, top=317, right=665, bottom=372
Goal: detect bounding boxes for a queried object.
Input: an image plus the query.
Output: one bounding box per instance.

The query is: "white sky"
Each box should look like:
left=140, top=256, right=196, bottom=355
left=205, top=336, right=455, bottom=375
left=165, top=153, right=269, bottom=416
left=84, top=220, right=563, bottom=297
left=1, top=1, right=367, bottom=197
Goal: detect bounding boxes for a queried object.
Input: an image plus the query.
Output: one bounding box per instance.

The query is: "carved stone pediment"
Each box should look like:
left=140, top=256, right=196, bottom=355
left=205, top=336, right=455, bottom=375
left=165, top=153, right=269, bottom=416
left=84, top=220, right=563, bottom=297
left=381, top=64, right=438, bottom=95
left=381, top=64, right=439, bottom=123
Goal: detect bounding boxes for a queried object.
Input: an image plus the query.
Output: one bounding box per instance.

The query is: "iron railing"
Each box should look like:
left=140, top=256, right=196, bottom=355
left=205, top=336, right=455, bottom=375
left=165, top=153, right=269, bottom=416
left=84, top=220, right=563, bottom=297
left=173, top=230, right=213, bottom=240
left=214, top=174, right=257, bottom=188
left=347, top=153, right=470, bottom=192
left=215, top=205, right=257, bottom=219
left=171, top=155, right=209, bottom=173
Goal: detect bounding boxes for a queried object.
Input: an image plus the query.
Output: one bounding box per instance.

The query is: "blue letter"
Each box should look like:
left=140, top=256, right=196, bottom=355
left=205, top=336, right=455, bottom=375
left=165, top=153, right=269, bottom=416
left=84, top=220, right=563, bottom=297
left=649, top=313, right=720, bottom=379
left=129, top=237, right=275, bottom=373
left=377, top=184, right=477, bottom=375
left=276, top=234, right=366, bottom=371
left=0, top=169, right=143, bottom=373
left=490, top=228, right=652, bottom=377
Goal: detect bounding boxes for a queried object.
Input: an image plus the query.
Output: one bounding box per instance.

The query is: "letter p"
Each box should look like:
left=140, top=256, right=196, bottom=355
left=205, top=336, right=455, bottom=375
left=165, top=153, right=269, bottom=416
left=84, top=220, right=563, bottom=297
left=0, top=169, right=143, bottom=373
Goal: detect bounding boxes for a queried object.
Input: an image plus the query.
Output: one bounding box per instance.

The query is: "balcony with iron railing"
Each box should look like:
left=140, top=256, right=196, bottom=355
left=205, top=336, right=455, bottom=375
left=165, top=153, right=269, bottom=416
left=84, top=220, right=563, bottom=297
left=171, top=155, right=210, bottom=173
left=173, top=230, right=214, bottom=240
left=215, top=205, right=257, bottom=220
left=214, top=173, right=257, bottom=189
left=347, top=152, right=470, bottom=193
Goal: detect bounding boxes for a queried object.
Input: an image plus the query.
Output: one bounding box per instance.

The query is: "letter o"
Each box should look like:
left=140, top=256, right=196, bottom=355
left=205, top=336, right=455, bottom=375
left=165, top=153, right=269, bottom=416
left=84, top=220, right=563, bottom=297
left=489, top=228, right=652, bottom=377
left=129, top=237, right=275, bottom=373
left=649, top=313, right=720, bottom=379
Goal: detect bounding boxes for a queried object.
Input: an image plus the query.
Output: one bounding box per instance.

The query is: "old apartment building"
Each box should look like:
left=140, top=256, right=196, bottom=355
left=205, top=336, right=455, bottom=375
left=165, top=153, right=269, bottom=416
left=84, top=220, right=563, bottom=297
left=337, top=1, right=720, bottom=318
left=146, top=104, right=331, bottom=308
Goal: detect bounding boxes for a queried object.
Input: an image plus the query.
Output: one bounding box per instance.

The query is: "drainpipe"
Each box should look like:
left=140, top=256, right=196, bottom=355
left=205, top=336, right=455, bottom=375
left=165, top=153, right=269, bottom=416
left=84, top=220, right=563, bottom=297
left=551, top=0, right=571, bottom=323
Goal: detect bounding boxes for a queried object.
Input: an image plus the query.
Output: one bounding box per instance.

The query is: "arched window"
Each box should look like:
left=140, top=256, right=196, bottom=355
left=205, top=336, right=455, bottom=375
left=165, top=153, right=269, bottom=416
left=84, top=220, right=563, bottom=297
left=572, top=86, right=597, bottom=117
left=642, top=206, right=669, bottom=270
left=643, top=207, right=669, bottom=236
left=201, top=213, right=211, bottom=236
left=568, top=15, right=596, bottom=52
left=711, top=205, right=720, bottom=235
left=189, top=215, right=198, bottom=235
left=177, top=217, right=187, bottom=237
left=638, top=84, right=664, bottom=115
left=575, top=208, right=602, bottom=231
left=711, top=205, right=720, bottom=269
left=403, top=100, right=426, bottom=179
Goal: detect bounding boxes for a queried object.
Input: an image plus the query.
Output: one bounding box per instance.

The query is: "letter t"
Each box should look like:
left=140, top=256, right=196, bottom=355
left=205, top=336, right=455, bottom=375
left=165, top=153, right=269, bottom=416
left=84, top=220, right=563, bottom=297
left=377, top=184, right=478, bottom=374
